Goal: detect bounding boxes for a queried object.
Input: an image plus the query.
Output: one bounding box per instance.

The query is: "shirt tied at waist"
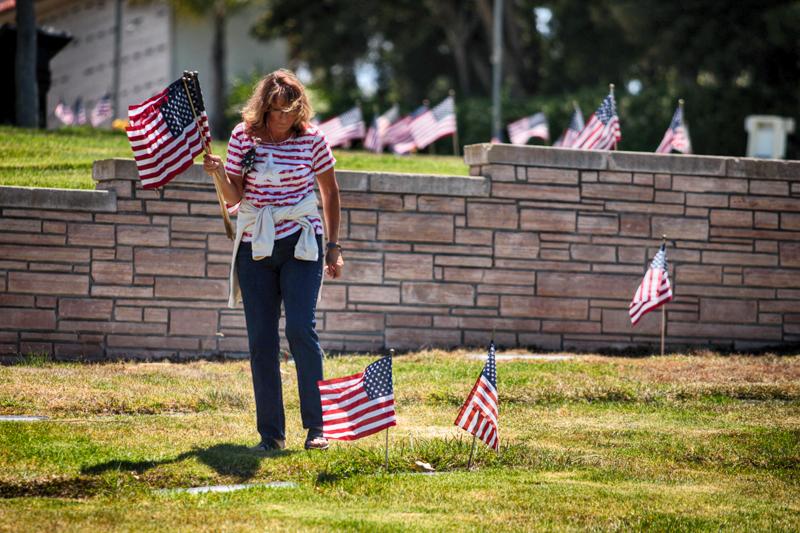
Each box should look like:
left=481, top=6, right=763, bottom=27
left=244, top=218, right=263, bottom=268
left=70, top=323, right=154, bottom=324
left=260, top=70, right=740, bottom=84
left=228, top=193, right=321, bottom=307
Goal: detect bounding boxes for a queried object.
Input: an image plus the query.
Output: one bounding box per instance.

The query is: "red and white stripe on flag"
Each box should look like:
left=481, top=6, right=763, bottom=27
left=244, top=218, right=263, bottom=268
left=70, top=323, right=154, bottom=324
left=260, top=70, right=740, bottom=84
left=573, top=114, right=620, bottom=150
left=454, top=343, right=499, bottom=451
left=125, top=80, right=210, bottom=189
left=409, top=96, right=456, bottom=150
left=318, top=359, right=396, bottom=441
left=629, top=258, right=673, bottom=325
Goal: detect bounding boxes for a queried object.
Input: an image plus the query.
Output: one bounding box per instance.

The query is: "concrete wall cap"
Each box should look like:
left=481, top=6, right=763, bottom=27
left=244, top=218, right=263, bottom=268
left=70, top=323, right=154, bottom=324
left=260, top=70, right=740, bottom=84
left=0, top=186, right=117, bottom=212
left=91, top=159, right=487, bottom=196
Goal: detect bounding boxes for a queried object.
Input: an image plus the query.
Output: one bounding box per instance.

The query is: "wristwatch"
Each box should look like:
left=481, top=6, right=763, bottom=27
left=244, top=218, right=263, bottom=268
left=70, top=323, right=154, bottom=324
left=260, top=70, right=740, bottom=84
left=326, top=242, right=342, bottom=252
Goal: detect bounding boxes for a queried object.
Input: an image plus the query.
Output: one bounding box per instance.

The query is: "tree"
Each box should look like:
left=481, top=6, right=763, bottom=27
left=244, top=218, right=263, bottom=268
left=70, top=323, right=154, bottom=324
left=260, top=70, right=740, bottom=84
left=153, top=0, right=251, bottom=138
left=252, top=1, right=543, bottom=104
left=251, top=0, right=800, bottom=156
left=15, top=0, right=38, bottom=127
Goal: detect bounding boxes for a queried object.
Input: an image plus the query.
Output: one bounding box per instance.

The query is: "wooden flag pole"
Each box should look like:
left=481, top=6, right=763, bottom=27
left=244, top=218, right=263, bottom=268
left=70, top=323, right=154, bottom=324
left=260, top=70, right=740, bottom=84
left=383, top=348, right=395, bottom=471
left=450, top=89, right=460, bottom=156
left=610, top=83, right=617, bottom=151
left=181, top=71, right=235, bottom=240
left=467, top=434, right=478, bottom=470
left=660, top=235, right=667, bottom=356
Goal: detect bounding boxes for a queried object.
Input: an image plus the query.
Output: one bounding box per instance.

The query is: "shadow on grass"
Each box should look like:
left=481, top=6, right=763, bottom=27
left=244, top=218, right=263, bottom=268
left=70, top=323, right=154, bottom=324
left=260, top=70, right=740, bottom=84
left=1, top=444, right=297, bottom=499
left=82, top=443, right=297, bottom=481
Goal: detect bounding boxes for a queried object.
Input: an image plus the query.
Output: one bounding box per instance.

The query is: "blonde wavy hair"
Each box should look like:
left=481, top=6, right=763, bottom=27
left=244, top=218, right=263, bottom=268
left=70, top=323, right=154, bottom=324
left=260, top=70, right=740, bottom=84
left=241, top=69, right=313, bottom=136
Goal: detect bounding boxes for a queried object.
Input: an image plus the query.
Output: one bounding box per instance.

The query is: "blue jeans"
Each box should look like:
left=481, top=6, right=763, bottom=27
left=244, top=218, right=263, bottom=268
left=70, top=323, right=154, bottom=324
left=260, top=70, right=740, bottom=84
left=236, top=231, right=324, bottom=442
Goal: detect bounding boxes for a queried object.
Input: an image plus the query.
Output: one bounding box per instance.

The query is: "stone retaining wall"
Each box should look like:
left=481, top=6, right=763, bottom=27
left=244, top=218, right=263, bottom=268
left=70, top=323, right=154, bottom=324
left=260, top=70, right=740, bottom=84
left=1, top=144, right=798, bottom=359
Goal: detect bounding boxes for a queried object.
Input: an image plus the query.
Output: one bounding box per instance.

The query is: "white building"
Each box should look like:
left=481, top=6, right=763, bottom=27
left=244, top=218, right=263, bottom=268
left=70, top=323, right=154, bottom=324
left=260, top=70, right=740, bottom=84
left=0, top=0, right=287, bottom=130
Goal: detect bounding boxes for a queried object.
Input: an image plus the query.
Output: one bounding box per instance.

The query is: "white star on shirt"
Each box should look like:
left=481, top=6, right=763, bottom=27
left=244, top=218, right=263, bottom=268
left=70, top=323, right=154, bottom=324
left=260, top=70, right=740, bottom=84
left=253, top=151, right=281, bottom=184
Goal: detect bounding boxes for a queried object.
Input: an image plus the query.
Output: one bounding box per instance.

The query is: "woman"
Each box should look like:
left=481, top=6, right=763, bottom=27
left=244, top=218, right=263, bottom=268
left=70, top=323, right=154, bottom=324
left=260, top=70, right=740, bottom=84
left=203, top=69, right=344, bottom=451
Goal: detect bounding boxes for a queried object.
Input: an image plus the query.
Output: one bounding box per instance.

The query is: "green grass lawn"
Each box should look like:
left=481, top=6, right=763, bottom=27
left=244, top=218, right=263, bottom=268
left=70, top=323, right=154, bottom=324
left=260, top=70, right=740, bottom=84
left=0, top=126, right=468, bottom=190
left=1, top=351, right=798, bottom=531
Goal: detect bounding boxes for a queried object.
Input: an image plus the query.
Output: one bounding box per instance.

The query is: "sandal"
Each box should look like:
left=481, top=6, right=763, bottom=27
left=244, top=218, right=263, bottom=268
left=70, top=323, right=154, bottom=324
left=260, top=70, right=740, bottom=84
left=304, top=429, right=329, bottom=450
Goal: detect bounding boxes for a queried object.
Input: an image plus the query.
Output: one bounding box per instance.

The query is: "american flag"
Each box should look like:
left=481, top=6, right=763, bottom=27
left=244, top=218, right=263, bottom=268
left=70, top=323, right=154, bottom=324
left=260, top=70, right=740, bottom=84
left=572, top=92, right=621, bottom=150
left=385, top=104, right=428, bottom=155
left=54, top=99, right=74, bottom=125
left=656, top=105, right=692, bottom=154
left=454, top=341, right=499, bottom=451
left=318, top=106, right=366, bottom=148
left=125, top=77, right=211, bottom=189
left=629, top=243, right=673, bottom=325
left=553, top=104, right=584, bottom=147
left=410, top=96, right=457, bottom=150
left=90, top=94, right=113, bottom=127
left=364, top=104, right=399, bottom=152
left=74, top=98, right=87, bottom=125
left=318, top=356, right=397, bottom=441
left=507, top=112, right=549, bottom=145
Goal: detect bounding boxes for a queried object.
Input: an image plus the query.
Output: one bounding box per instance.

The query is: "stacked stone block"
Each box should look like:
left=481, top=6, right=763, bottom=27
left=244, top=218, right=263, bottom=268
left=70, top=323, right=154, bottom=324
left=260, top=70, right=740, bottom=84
left=0, top=144, right=798, bottom=359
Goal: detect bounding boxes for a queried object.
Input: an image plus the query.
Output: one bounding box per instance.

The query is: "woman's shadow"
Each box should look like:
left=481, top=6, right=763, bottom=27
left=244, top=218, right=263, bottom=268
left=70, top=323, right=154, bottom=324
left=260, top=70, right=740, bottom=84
left=82, top=444, right=296, bottom=482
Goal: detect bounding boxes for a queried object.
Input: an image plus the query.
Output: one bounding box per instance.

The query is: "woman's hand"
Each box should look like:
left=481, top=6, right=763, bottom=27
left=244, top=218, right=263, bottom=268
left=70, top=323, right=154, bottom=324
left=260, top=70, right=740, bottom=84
left=203, top=154, right=223, bottom=175
left=325, top=248, right=344, bottom=279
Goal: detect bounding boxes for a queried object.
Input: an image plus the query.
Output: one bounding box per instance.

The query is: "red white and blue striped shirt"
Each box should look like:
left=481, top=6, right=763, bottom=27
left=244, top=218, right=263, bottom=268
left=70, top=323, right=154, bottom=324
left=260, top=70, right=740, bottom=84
left=224, top=122, right=336, bottom=242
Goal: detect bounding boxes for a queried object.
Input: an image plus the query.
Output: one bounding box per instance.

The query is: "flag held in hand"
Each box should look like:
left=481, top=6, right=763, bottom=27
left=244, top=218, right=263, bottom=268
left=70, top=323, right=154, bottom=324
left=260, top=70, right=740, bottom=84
left=454, top=342, right=499, bottom=451
left=125, top=76, right=211, bottom=189
left=318, top=356, right=397, bottom=441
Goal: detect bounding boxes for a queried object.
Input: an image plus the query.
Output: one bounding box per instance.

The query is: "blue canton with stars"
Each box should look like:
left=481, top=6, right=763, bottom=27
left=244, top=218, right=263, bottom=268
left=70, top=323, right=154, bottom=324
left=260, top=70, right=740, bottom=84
left=669, top=107, right=683, bottom=131
left=482, top=342, right=497, bottom=388
left=594, top=94, right=617, bottom=126
left=650, top=243, right=668, bottom=271
left=432, top=96, right=455, bottom=121
left=162, top=78, right=206, bottom=138
left=364, top=356, right=394, bottom=400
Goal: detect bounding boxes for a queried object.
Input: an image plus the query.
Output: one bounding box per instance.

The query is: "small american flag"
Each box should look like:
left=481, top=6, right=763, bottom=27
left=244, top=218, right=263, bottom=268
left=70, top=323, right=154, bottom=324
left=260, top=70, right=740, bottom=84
left=629, top=243, right=673, bottom=325
left=553, top=104, right=584, bottom=147
left=656, top=105, right=692, bottom=154
left=125, top=77, right=211, bottom=189
left=90, top=93, right=113, bottom=127
left=507, top=112, right=549, bottom=145
left=385, top=104, right=428, bottom=154
left=572, top=91, right=621, bottom=150
left=74, top=98, right=87, bottom=126
left=410, top=96, right=457, bottom=150
left=364, top=105, right=399, bottom=152
left=318, top=106, right=366, bottom=148
left=454, top=342, right=499, bottom=451
left=54, top=99, right=74, bottom=125
left=318, top=356, right=397, bottom=441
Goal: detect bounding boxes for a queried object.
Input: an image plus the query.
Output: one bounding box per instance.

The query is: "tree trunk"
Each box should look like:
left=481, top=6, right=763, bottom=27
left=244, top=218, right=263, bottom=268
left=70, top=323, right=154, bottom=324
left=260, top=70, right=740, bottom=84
left=211, top=1, right=227, bottom=139
left=427, top=0, right=479, bottom=96
left=15, top=0, right=38, bottom=128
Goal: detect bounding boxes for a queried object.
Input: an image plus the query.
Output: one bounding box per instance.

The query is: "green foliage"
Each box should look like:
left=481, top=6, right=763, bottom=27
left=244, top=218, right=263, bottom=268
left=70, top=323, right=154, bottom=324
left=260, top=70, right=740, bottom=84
left=245, top=0, right=800, bottom=158
left=0, top=354, right=798, bottom=530
left=0, top=126, right=467, bottom=190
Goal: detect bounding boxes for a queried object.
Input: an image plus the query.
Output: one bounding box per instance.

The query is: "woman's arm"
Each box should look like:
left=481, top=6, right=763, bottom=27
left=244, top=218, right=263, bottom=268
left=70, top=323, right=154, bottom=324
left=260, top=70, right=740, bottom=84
left=317, top=167, right=344, bottom=278
left=203, top=154, right=243, bottom=205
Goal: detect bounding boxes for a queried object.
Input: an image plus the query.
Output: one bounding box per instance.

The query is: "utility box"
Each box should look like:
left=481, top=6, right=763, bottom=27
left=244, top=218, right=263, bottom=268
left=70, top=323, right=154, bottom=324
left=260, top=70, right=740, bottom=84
left=744, top=115, right=795, bottom=159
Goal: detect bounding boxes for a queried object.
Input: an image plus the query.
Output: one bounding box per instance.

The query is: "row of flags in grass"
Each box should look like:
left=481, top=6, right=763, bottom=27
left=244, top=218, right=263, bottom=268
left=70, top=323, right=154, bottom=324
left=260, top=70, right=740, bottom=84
left=507, top=89, right=692, bottom=154
left=318, top=240, right=673, bottom=444
left=54, top=95, right=113, bottom=127
left=318, top=238, right=672, bottom=454
left=318, top=341, right=499, bottom=452
left=318, top=96, right=458, bottom=154
left=317, top=240, right=672, bottom=447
